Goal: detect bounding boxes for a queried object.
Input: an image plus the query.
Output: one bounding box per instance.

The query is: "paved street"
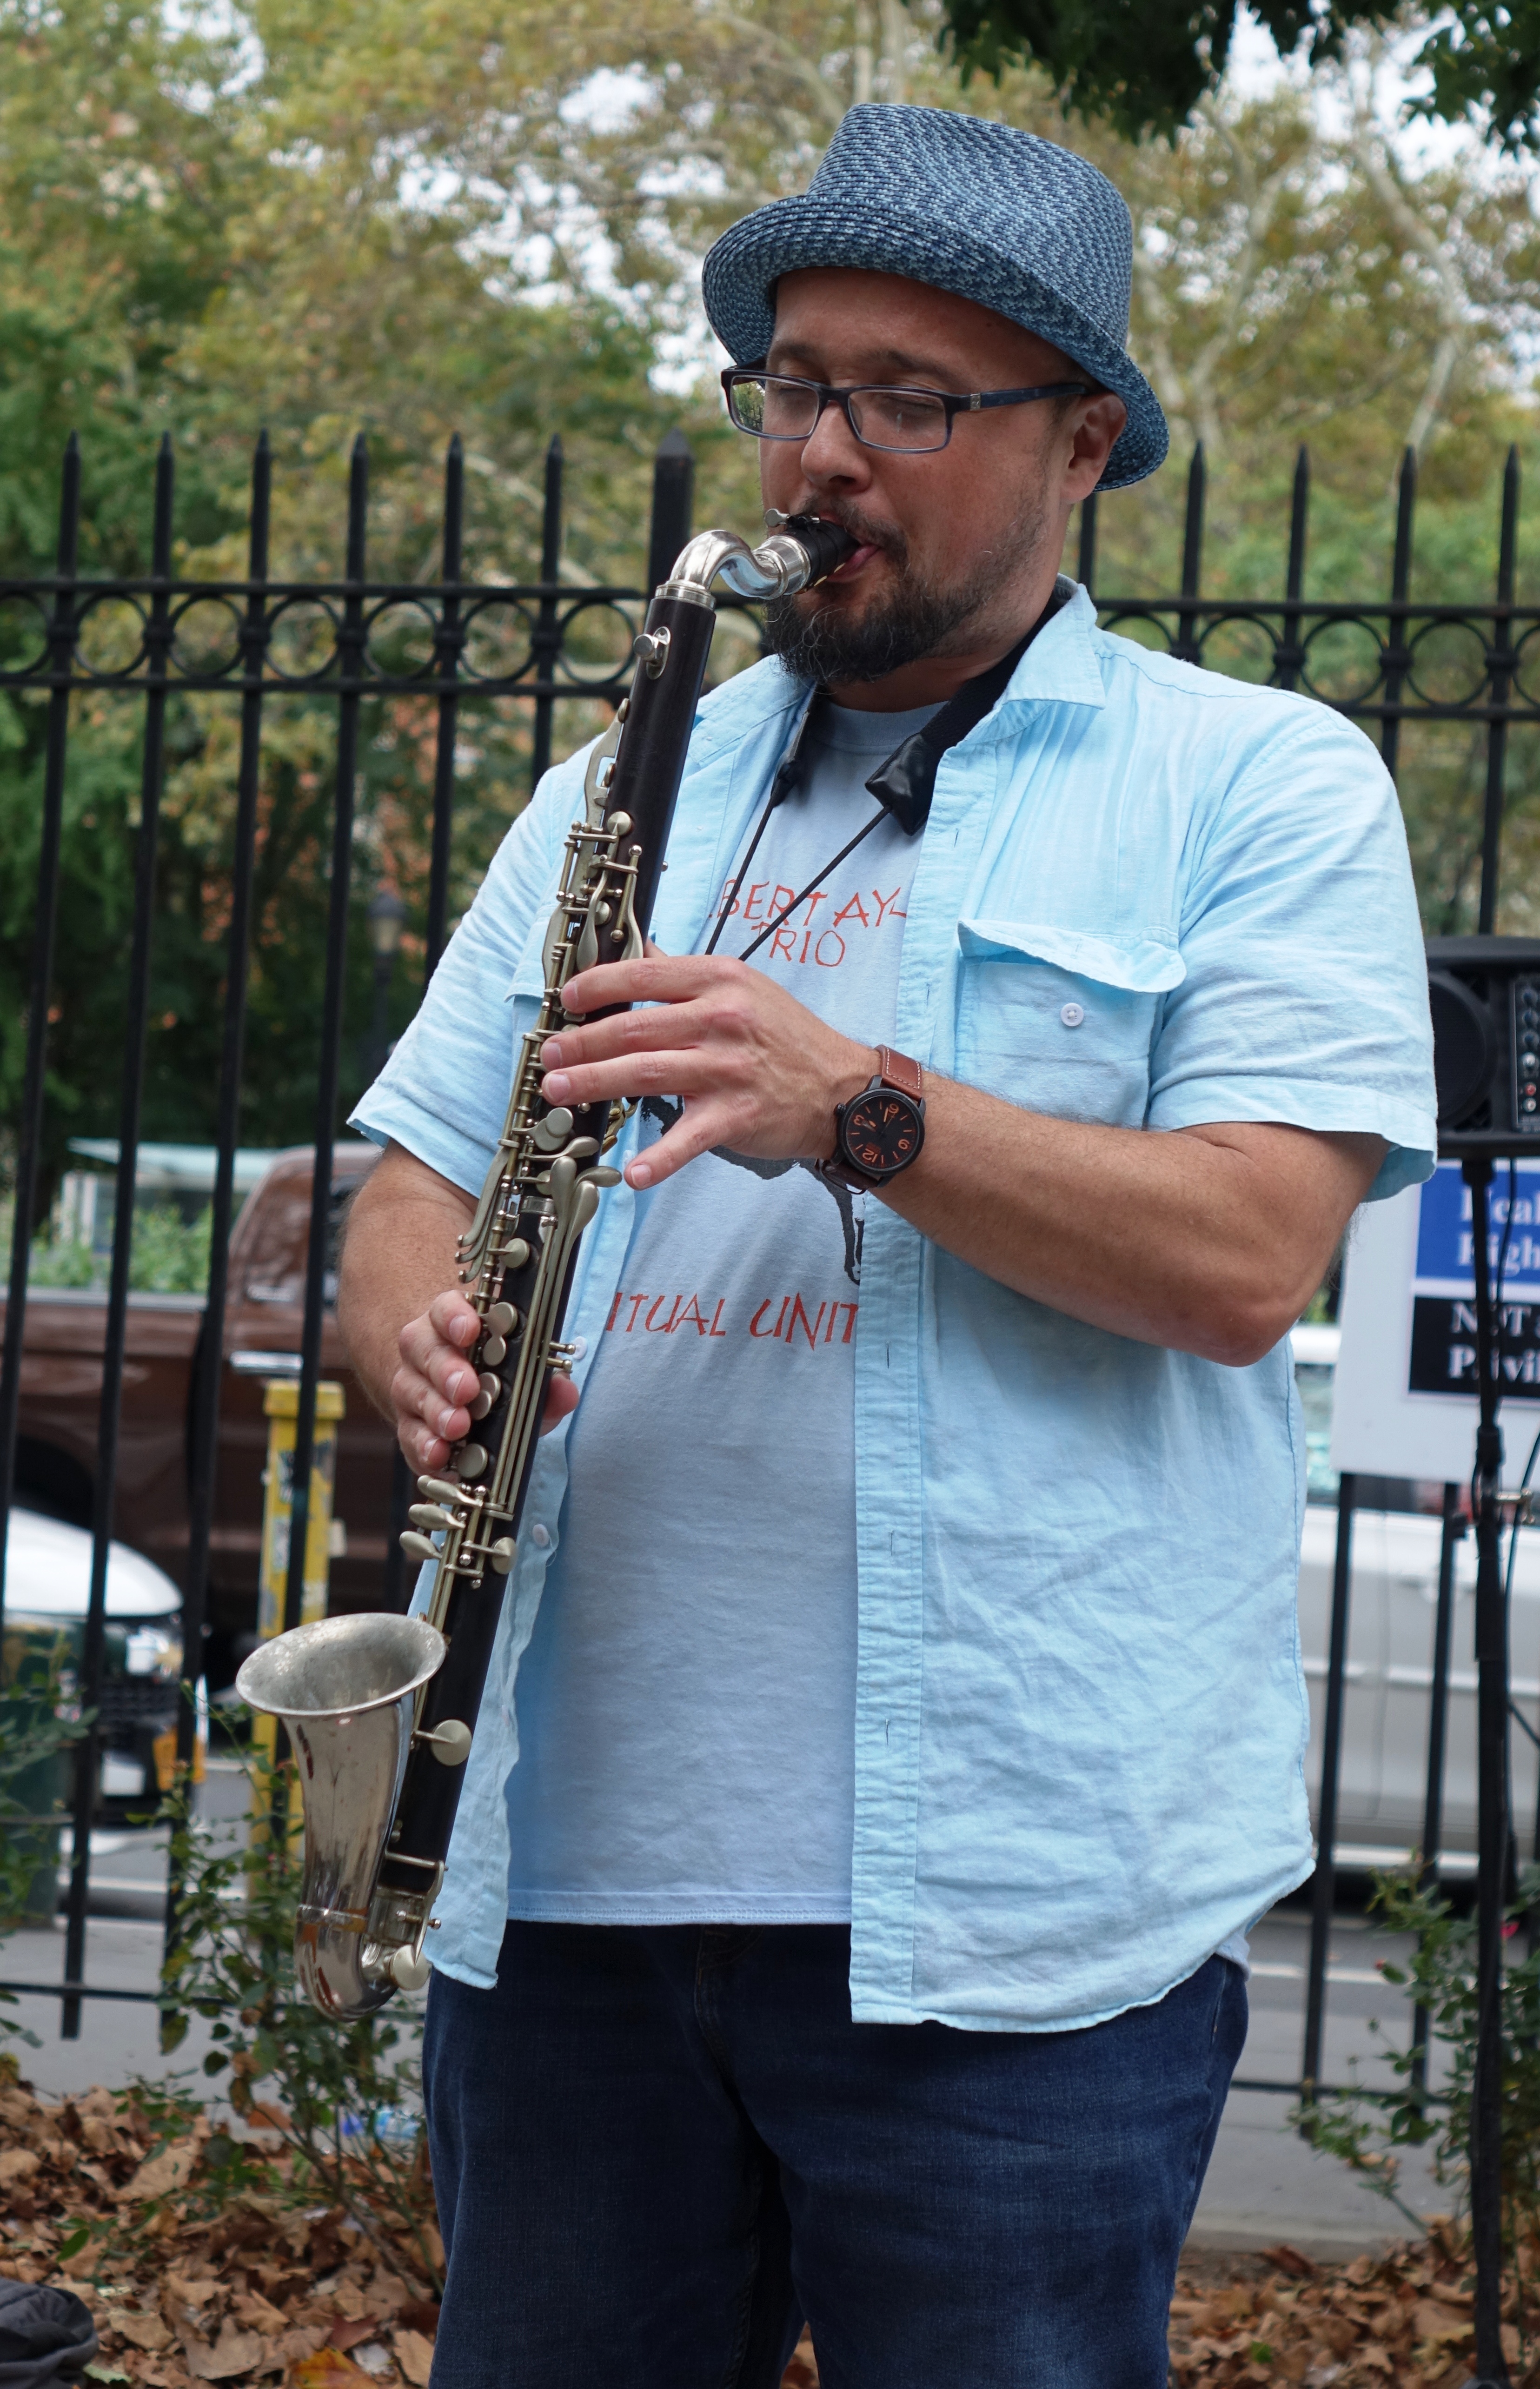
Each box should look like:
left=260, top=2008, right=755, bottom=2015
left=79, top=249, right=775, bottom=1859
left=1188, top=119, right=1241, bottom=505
left=1, top=1782, right=1448, bottom=2256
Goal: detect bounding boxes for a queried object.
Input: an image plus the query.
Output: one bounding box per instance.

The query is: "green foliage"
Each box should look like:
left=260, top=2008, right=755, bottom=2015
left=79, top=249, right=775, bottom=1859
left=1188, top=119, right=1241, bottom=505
left=1301, top=1867, right=1540, bottom=2250
left=157, top=1749, right=440, bottom=2291
left=0, top=1653, right=88, bottom=2041
left=938, top=1, right=1540, bottom=158
left=12, top=1198, right=212, bottom=1291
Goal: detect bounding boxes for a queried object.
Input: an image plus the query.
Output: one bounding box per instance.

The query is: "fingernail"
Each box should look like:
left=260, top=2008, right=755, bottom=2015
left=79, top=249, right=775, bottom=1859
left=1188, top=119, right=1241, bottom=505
left=627, top=1161, right=651, bottom=1188
left=544, top=1071, right=570, bottom=1101
left=439, top=1408, right=458, bottom=1435
left=543, top=1038, right=564, bottom=1066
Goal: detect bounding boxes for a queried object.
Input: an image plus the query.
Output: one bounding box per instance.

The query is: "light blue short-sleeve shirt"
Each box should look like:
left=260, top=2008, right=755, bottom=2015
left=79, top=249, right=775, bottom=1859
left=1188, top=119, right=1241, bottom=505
left=352, top=586, right=1436, bottom=2033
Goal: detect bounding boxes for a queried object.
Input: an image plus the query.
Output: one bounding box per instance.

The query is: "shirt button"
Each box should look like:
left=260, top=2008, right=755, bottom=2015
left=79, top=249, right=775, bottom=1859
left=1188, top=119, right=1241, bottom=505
left=571, top=1336, right=587, bottom=1360
left=1060, top=1002, right=1085, bottom=1028
left=531, top=1524, right=551, bottom=1548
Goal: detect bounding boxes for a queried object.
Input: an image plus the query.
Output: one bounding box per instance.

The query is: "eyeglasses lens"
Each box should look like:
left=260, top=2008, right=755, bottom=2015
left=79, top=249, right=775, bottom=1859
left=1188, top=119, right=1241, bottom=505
left=731, top=377, right=949, bottom=451
left=847, top=388, right=949, bottom=451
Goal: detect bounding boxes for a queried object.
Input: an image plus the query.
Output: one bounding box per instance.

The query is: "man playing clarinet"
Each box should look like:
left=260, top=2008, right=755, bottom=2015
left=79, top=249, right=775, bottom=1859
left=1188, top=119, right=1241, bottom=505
left=342, top=103, right=1435, bottom=2389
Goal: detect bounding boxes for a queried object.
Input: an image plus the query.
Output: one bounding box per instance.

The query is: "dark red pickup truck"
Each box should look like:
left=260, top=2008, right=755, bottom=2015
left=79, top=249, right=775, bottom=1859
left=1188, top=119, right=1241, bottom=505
left=3, top=1143, right=397, bottom=1687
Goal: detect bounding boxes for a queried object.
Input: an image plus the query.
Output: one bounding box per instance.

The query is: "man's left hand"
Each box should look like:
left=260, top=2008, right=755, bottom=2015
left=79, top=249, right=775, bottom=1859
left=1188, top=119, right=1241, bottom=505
left=540, top=954, right=875, bottom=1190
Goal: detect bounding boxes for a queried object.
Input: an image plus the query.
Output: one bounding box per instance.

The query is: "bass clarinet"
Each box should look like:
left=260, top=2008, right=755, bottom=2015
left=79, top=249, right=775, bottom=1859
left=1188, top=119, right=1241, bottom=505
left=236, top=511, right=854, bottom=2018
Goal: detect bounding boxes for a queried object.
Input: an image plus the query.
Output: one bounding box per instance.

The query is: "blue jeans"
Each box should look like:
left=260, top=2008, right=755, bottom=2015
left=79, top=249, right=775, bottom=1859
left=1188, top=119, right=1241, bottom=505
left=423, top=1924, right=1246, bottom=2389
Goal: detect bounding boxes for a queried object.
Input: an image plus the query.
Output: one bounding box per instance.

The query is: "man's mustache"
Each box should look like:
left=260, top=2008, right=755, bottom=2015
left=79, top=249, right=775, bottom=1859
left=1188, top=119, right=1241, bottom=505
left=813, top=504, right=909, bottom=569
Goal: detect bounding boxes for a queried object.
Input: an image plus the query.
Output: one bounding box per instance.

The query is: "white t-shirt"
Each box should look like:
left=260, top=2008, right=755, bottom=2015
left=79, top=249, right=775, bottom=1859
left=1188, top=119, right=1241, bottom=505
left=503, top=695, right=941, bottom=1921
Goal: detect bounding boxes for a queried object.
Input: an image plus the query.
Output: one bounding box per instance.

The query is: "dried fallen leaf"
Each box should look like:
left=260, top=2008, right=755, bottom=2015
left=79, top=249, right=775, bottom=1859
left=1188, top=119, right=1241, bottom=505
left=1260, top=2244, right=1317, bottom=2280
left=118, top=2312, right=174, bottom=2353
left=184, top=2323, right=267, bottom=2381
left=327, top=2320, right=378, bottom=2353
left=128, top=2143, right=201, bottom=2202
left=1414, top=2298, right=1473, bottom=2342
left=232, top=2294, right=291, bottom=2338
left=288, top=2351, right=372, bottom=2387
left=391, top=2330, right=432, bottom=2389
left=0, top=2148, right=40, bottom=2185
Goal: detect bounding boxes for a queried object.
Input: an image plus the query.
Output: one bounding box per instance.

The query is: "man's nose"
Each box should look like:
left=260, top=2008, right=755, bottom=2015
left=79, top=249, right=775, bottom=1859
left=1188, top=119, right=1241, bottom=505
left=797, top=398, right=872, bottom=489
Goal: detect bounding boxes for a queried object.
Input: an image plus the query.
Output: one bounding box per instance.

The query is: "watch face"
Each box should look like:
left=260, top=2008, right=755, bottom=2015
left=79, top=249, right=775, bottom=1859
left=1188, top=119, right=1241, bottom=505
left=842, top=1091, right=922, bottom=1179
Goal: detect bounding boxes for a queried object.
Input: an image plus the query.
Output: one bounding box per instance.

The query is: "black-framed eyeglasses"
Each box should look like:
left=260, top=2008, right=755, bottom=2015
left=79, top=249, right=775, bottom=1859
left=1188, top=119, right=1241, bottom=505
left=720, top=369, right=1094, bottom=455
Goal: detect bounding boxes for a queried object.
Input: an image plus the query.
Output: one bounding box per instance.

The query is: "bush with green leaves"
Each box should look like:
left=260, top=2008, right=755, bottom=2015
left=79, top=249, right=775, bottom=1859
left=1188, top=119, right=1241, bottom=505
left=158, top=1748, right=440, bottom=2293
left=0, top=1654, right=87, bottom=2043
left=1301, top=1865, right=1540, bottom=2254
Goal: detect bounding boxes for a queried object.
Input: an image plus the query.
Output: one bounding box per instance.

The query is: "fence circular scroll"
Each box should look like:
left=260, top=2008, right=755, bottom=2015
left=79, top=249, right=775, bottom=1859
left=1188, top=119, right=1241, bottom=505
left=75, top=592, right=149, bottom=680
left=556, top=598, right=640, bottom=688
left=1095, top=608, right=1175, bottom=658
left=265, top=596, right=343, bottom=684
left=1301, top=618, right=1385, bottom=707
left=0, top=592, right=53, bottom=680
left=365, top=598, right=441, bottom=682
left=1407, top=618, right=1490, bottom=709
left=1195, top=614, right=1277, bottom=686
left=170, top=595, right=244, bottom=682
left=1514, top=626, right=1540, bottom=708
left=461, top=599, right=537, bottom=684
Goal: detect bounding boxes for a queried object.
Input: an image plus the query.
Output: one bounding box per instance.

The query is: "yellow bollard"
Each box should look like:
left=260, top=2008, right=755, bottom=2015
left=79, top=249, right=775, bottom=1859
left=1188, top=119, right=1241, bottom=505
left=250, top=1380, right=345, bottom=1825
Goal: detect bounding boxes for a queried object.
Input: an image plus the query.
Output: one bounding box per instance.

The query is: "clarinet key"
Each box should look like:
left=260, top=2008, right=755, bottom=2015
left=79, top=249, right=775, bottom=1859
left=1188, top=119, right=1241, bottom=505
left=408, top=1503, right=454, bottom=1531
left=457, top=1446, right=489, bottom=1480
left=480, top=1336, right=506, bottom=1367
left=490, top=1539, right=516, bottom=1574
left=400, top=1531, right=441, bottom=1565
left=486, top=1301, right=519, bottom=1335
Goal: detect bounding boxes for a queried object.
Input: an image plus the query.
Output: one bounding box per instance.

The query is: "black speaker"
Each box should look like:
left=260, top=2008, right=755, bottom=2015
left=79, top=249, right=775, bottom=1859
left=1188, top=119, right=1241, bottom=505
left=1427, top=935, right=1540, bottom=1159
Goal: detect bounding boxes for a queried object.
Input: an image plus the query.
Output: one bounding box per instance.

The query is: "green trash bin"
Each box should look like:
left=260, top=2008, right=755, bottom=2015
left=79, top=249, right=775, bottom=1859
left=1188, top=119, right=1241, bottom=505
left=0, top=1618, right=75, bottom=1925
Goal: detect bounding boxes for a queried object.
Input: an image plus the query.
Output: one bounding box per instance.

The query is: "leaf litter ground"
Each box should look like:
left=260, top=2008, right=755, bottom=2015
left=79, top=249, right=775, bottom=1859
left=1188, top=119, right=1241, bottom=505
left=3, top=2064, right=1536, bottom=2385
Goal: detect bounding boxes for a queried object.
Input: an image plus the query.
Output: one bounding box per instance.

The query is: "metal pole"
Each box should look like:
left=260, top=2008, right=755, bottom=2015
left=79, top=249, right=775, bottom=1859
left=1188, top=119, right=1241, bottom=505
left=1477, top=448, right=1520, bottom=936
left=282, top=437, right=368, bottom=1640
left=1171, top=445, right=1205, bottom=665
left=0, top=437, right=80, bottom=1634
left=1301, top=1468, right=1356, bottom=2112
left=1275, top=447, right=1309, bottom=695
left=1411, top=1480, right=1462, bottom=2094
left=62, top=436, right=176, bottom=2038
left=646, top=431, right=695, bottom=598
left=1379, top=449, right=1416, bottom=784
left=380, top=436, right=466, bottom=1618
left=1466, top=1154, right=1512, bottom=2386
left=164, top=432, right=271, bottom=1980
left=529, top=436, right=563, bottom=794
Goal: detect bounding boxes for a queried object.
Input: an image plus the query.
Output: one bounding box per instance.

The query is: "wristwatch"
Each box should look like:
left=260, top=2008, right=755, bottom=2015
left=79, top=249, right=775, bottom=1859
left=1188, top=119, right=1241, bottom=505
left=816, top=1046, right=926, bottom=1192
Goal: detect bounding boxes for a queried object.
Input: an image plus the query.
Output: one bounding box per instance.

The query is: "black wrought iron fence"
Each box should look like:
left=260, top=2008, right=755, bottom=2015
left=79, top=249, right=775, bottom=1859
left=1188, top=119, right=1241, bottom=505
left=0, top=428, right=1535, bottom=2134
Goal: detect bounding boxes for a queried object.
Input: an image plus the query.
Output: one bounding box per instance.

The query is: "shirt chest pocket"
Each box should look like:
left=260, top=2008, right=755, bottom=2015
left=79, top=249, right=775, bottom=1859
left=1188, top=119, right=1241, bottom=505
left=953, top=919, right=1185, bottom=1128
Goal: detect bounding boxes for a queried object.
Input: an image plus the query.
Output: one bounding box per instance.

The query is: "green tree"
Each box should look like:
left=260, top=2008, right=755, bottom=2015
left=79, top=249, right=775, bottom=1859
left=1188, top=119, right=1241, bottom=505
left=934, top=0, right=1540, bottom=158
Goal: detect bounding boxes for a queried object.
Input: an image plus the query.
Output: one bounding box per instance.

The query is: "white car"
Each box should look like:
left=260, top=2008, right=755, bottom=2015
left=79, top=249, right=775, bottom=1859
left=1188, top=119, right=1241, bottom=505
left=1293, top=1323, right=1536, bottom=1872
left=2, top=1506, right=195, bottom=1815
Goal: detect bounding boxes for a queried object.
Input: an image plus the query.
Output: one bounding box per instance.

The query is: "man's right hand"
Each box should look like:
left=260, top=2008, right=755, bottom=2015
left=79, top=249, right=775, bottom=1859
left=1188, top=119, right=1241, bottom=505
left=392, top=1288, right=580, bottom=1473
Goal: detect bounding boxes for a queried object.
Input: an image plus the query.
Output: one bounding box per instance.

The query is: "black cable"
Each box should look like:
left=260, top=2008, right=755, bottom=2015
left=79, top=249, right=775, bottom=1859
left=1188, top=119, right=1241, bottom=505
left=735, top=808, right=890, bottom=965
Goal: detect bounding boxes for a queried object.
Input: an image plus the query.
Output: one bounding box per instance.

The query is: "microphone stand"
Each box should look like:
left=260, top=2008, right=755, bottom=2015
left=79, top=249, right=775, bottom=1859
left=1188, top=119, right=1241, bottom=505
left=1465, top=1151, right=1513, bottom=2388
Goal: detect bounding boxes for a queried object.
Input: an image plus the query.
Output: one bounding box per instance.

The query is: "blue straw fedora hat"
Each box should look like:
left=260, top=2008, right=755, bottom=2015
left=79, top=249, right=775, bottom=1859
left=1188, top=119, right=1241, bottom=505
left=702, top=104, right=1166, bottom=490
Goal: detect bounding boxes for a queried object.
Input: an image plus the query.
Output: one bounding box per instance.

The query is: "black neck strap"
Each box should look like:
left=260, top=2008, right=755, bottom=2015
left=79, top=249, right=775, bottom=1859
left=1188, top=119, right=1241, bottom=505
left=863, top=579, right=1069, bottom=836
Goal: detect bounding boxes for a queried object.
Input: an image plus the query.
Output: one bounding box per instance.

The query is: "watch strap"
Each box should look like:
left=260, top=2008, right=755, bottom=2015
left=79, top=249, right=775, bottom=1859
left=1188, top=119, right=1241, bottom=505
left=875, top=1045, right=923, bottom=1101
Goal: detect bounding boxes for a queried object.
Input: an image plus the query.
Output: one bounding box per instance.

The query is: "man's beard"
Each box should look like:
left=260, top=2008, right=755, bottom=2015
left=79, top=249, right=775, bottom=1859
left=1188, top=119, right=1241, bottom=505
left=762, top=492, right=1050, bottom=686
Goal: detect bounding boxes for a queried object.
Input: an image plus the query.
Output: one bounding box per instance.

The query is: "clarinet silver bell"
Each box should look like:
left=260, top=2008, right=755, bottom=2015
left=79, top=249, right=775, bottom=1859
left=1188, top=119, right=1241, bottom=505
left=235, top=1613, right=447, bottom=2018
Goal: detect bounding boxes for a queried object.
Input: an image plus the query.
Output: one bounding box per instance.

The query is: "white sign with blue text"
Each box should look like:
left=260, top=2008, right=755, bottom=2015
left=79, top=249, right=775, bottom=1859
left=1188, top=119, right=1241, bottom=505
left=1332, top=1160, right=1540, bottom=1487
